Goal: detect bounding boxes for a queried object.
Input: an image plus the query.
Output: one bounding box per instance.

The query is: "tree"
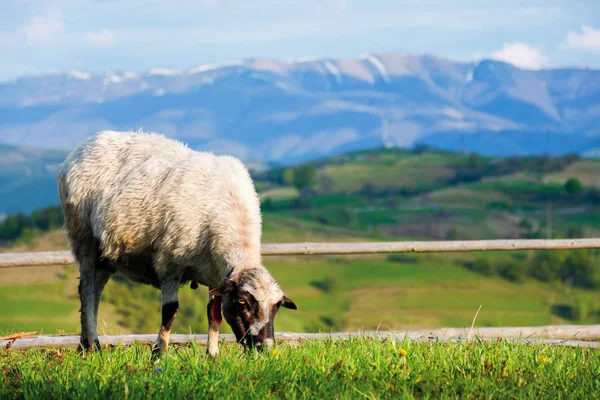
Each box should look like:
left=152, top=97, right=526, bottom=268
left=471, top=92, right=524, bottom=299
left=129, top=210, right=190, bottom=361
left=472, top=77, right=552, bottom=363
left=283, top=168, right=294, bottom=186
left=361, top=183, right=377, bottom=199
left=467, top=258, right=494, bottom=276
left=412, top=144, right=430, bottom=154
left=0, top=206, right=65, bottom=241
left=254, top=182, right=265, bottom=193
left=260, top=198, right=274, bottom=212
left=498, top=261, right=527, bottom=282
left=467, top=154, right=482, bottom=169
left=445, top=228, right=460, bottom=240
left=530, top=250, right=565, bottom=282
left=564, top=177, right=584, bottom=195
left=561, top=250, right=595, bottom=288
left=292, top=164, right=317, bottom=191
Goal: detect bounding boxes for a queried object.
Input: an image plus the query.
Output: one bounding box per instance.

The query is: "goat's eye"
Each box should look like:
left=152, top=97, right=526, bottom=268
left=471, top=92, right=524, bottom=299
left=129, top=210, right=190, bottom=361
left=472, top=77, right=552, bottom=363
left=237, top=298, right=246, bottom=305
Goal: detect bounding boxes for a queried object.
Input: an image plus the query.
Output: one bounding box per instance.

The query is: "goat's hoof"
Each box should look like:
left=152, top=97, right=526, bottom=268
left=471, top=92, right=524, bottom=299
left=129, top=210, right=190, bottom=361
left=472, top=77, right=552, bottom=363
left=151, top=346, right=163, bottom=360
left=207, top=349, right=219, bottom=358
left=78, top=338, right=101, bottom=354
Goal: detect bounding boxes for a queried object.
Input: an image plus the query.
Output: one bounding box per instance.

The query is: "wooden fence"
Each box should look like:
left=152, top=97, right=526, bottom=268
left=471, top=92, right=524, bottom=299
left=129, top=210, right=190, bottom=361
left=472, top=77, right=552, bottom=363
left=2, top=238, right=600, bottom=268
left=3, top=325, right=600, bottom=349
left=2, top=238, right=600, bottom=348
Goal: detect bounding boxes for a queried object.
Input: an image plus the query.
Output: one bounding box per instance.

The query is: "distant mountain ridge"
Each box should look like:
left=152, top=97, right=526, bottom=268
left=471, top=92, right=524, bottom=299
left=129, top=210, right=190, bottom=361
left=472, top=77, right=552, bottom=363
left=0, top=53, right=599, bottom=162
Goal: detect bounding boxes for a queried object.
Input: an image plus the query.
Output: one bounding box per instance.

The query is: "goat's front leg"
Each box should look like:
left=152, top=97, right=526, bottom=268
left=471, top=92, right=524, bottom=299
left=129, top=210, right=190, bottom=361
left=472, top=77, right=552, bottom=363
left=207, top=293, right=222, bottom=357
left=153, top=278, right=179, bottom=358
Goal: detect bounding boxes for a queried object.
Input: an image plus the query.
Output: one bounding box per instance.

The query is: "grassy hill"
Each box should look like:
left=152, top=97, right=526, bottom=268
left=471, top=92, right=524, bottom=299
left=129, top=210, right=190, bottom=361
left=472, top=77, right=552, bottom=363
left=0, top=144, right=67, bottom=216
left=258, top=147, right=600, bottom=240
left=1, top=146, right=600, bottom=336
left=1, top=221, right=598, bottom=336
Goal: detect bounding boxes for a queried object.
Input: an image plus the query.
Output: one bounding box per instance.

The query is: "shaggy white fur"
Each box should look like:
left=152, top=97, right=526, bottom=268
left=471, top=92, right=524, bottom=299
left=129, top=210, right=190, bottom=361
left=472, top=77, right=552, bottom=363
left=58, top=130, right=263, bottom=284
left=57, top=130, right=289, bottom=354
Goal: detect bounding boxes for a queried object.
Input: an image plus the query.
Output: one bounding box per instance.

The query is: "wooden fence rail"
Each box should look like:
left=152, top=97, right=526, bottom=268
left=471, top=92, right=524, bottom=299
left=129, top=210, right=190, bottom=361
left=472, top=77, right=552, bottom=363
left=3, top=325, right=600, bottom=349
left=1, top=238, right=600, bottom=268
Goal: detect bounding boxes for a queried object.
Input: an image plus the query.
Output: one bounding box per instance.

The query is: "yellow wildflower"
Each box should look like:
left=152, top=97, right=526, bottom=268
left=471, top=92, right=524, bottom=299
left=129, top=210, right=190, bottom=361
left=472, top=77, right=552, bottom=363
left=271, top=349, right=280, bottom=357
left=397, top=348, right=407, bottom=357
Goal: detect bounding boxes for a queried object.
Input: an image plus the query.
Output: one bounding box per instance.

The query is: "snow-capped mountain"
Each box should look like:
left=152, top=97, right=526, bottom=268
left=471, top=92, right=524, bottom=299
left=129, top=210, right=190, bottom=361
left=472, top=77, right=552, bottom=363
left=1, top=53, right=599, bottom=162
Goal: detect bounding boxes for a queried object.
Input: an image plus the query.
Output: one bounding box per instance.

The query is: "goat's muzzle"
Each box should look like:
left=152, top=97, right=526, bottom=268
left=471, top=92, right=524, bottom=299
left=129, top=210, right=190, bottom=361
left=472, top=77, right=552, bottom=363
left=246, top=335, right=275, bottom=352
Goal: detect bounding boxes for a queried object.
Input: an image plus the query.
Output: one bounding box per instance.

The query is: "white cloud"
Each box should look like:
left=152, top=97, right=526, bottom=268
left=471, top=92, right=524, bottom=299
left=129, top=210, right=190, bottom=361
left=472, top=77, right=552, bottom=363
left=22, top=13, right=64, bottom=44
left=68, top=70, right=92, bottom=80
left=490, top=42, right=545, bottom=70
left=84, top=30, right=116, bottom=48
left=562, top=25, right=600, bottom=53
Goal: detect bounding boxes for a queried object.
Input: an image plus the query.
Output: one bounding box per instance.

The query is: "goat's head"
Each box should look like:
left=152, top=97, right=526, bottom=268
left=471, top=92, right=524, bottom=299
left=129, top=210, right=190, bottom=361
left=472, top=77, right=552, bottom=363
left=209, top=268, right=297, bottom=351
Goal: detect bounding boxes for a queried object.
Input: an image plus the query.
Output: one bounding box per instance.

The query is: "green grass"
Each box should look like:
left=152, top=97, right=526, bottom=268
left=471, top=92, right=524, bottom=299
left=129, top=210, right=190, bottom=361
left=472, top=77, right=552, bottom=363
left=554, top=211, right=600, bottom=227
left=3, top=247, right=600, bottom=336
left=2, top=338, right=599, bottom=399
left=319, top=160, right=454, bottom=194
left=545, top=159, right=600, bottom=187
left=468, top=179, right=565, bottom=197
left=427, top=187, right=514, bottom=206
left=265, top=256, right=600, bottom=331
left=259, top=186, right=299, bottom=200
left=0, top=282, right=79, bottom=334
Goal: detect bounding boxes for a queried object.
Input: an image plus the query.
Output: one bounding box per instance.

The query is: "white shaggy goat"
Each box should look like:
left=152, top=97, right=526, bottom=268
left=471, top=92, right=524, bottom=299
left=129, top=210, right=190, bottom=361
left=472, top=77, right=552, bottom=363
left=57, top=130, right=297, bottom=356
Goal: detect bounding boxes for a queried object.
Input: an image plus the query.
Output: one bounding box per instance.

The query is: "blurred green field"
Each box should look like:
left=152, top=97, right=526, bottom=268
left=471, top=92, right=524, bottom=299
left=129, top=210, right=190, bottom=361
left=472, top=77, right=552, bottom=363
left=546, top=160, right=600, bottom=187
left=0, top=282, right=78, bottom=334
left=1, top=148, right=599, bottom=337
left=2, top=228, right=598, bottom=336
left=318, top=154, right=457, bottom=194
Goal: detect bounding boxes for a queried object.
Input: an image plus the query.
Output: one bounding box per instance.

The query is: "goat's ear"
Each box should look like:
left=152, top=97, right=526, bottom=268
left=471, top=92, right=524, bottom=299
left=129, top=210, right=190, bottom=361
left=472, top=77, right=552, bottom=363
left=281, top=295, right=298, bottom=310
left=209, top=279, right=234, bottom=296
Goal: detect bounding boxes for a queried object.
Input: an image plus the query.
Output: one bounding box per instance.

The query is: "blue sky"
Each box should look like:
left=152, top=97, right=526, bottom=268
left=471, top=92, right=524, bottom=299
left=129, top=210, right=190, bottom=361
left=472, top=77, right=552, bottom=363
left=1, top=0, right=599, bottom=81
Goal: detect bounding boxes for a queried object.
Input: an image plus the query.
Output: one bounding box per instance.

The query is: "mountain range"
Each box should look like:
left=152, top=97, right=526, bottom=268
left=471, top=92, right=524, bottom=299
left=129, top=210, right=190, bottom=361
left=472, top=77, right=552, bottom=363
left=0, top=53, right=599, bottom=163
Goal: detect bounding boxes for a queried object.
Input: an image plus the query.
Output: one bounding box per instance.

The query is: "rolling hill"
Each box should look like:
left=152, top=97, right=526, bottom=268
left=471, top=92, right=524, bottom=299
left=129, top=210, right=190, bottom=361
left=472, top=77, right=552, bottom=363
left=0, top=144, right=66, bottom=216
left=1, top=147, right=600, bottom=336
left=256, top=147, right=600, bottom=241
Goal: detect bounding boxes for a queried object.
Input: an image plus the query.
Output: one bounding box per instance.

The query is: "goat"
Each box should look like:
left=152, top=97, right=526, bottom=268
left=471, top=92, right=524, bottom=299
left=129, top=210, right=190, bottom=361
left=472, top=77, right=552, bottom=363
left=57, top=130, right=297, bottom=357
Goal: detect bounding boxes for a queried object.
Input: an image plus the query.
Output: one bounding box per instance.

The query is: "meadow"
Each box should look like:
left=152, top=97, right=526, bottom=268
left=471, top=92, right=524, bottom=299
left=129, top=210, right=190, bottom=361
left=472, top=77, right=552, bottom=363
left=2, top=337, right=599, bottom=399
left=1, top=227, right=599, bottom=336
left=2, top=147, right=600, bottom=336
left=1, top=146, right=600, bottom=399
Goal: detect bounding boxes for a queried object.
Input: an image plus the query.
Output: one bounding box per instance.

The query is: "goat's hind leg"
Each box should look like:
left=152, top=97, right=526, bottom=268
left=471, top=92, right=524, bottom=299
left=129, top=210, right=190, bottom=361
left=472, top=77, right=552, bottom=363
left=76, top=244, right=100, bottom=352
left=92, top=257, right=113, bottom=346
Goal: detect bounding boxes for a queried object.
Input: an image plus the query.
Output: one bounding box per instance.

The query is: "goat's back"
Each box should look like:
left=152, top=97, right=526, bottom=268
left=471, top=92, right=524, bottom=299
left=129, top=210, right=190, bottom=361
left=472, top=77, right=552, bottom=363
left=58, top=130, right=261, bottom=269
